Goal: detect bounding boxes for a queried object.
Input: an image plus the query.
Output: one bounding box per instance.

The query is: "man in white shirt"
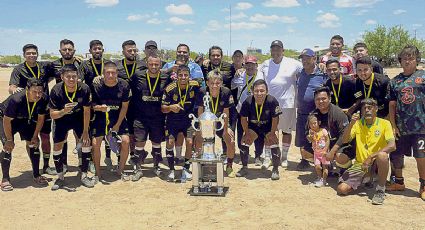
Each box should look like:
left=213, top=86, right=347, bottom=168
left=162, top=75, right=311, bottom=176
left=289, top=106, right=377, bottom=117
left=256, top=40, right=303, bottom=168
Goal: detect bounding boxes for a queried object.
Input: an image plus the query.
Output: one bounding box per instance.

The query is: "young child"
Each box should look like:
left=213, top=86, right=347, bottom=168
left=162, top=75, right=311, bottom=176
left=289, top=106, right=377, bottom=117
left=307, top=114, right=330, bottom=187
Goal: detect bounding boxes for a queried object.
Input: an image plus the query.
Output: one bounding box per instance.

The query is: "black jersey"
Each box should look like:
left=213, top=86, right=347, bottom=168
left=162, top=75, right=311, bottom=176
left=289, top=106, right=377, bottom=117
left=201, top=61, right=234, bottom=90
left=129, top=70, right=170, bottom=120
left=79, top=58, right=108, bottom=91
left=0, top=90, right=48, bottom=122
left=115, top=59, right=147, bottom=83
left=196, top=86, right=234, bottom=118
left=354, top=73, right=390, bottom=117
left=325, top=75, right=357, bottom=109
left=51, top=58, right=82, bottom=84
left=239, top=95, right=282, bottom=132
left=92, top=78, right=131, bottom=121
left=312, top=103, right=349, bottom=146
left=9, top=61, right=54, bottom=94
left=162, top=80, right=200, bottom=122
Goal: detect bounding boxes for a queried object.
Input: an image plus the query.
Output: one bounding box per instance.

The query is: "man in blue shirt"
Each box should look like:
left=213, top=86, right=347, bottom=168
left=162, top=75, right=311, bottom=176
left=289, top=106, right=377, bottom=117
left=295, top=48, right=328, bottom=170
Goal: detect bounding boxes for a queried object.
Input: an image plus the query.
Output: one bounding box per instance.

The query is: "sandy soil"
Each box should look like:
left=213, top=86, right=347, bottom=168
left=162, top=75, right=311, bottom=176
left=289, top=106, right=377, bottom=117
left=0, top=67, right=423, bottom=230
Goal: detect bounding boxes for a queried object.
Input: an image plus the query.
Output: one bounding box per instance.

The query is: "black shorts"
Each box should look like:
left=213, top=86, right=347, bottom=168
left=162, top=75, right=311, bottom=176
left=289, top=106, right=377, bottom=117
left=133, top=118, right=165, bottom=144
left=166, top=120, right=195, bottom=140
left=40, top=115, right=52, bottom=134
left=216, top=122, right=231, bottom=139
left=390, top=134, right=425, bottom=169
left=53, top=119, right=84, bottom=143
left=10, top=119, right=35, bottom=141
left=295, top=113, right=313, bottom=153
left=126, top=104, right=135, bottom=135
left=91, top=117, right=129, bottom=137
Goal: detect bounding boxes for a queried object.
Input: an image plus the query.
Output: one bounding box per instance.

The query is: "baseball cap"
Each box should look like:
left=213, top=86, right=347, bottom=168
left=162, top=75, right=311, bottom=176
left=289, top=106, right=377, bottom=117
left=270, top=40, right=283, bottom=48
left=145, top=40, right=157, bottom=48
left=245, top=55, right=258, bottom=64
left=299, top=48, right=315, bottom=58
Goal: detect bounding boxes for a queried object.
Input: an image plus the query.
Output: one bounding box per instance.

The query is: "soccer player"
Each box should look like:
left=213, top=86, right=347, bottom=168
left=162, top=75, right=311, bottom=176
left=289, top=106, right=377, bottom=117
left=91, top=61, right=131, bottom=184
left=256, top=40, right=302, bottom=170
left=162, top=65, right=200, bottom=181
left=0, top=78, right=49, bottom=191
left=49, top=65, right=93, bottom=190
left=80, top=40, right=107, bottom=91
left=195, top=70, right=236, bottom=178
left=9, top=44, right=55, bottom=175
left=339, top=98, right=395, bottom=205
left=320, top=35, right=354, bottom=76
left=386, top=45, right=425, bottom=201
left=129, top=55, right=171, bottom=181
left=238, top=80, right=282, bottom=180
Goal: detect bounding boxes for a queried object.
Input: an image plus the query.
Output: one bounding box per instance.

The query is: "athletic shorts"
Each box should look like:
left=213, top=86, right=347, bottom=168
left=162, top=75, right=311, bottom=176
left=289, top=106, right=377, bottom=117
left=166, top=120, right=195, bottom=140
left=53, top=119, right=84, bottom=143
left=295, top=113, right=313, bottom=153
left=91, top=117, right=129, bottom=137
left=40, top=115, right=52, bottom=134
left=133, top=118, right=165, bottom=144
left=9, top=119, right=35, bottom=141
left=338, top=162, right=376, bottom=190
left=390, top=134, right=425, bottom=169
left=278, top=108, right=296, bottom=133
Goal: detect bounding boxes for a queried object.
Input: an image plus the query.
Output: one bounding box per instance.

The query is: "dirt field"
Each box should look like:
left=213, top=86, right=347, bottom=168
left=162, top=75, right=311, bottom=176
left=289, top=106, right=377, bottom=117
left=0, top=67, right=423, bottom=229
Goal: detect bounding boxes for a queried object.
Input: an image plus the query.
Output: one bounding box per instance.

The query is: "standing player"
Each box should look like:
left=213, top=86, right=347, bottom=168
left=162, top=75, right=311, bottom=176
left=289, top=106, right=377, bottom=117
left=0, top=79, right=49, bottom=191
left=320, top=35, right=354, bottom=76
left=80, top=40, right=107, bottom=90
left=386, top=45, right=425, bottom=200
left=238, top=80, right=282, bottom=180
left=162, top=65, right=200, bottom=181
left=49, top=65, right=93, bottom=190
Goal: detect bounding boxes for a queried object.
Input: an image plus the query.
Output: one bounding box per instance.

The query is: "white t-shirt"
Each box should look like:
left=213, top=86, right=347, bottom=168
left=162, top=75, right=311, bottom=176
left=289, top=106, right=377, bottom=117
left=231, top=70, right=256, bottom=112
left=256, top=57, right=302, bottom=109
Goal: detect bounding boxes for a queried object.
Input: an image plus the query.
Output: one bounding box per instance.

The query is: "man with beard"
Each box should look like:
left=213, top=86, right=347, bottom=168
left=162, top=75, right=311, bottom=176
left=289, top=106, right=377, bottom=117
left=320, top=35, right=354, bottom=76
left=8, top=44, right=55, bottom=176
left=80, top=40, right=108, bottom=91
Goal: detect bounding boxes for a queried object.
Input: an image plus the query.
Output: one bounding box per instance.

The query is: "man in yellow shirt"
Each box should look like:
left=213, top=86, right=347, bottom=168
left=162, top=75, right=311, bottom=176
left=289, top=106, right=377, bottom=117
left=338, top=98, right=396, bottom=205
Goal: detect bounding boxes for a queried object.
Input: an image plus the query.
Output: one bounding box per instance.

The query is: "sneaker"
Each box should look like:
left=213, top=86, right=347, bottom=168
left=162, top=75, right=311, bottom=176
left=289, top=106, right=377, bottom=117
left=181, top=169, right=192, bottom=182
left=93, top=176, right=99, bottom=185
left=254, top=157, right=262, bottom=166
left=226, top=167, right=236, bottom=178
left=296, top=159, right=310, bottom=171
left=371, top=190, right=385, bottom=205
left=261, top=158, right=271, bottom=170
left=120, top=173, right=131, bottom=181
left=132, top=169, right=143, bottom=182
left=89, top=162, right=96, bottom=174
left=386, top=182, right=405, bottom=191
left=167, top=170, right=175, bottom=181
left=43, top=166, right=57, bottom=175
left=315, top=178, right=324, bottom=188
left=104, top=158, right=113, bottom=171
left=63, top=165, right=68, bottom=174
left=81, top=174, right=95, bottom=188
left=153, top=166, right=162, bottom=176
left=281, top=159, right=288, bottom=168
left=236, top=167, right=248, bottom=177
left=51, top=178, right=65, bottom=191
left=271, top=170, right=280, bottom=180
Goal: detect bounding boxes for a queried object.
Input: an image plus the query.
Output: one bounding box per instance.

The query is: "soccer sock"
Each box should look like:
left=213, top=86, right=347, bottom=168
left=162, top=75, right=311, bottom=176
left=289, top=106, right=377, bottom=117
left=152, top=147, right=162, bottom=167
left=29, top=147, right=41, bottom=178
left=254, top=138, right=264, bottom=159
left=281, top=143, right=290, bottom=161
left=1, top=152, right=12, bottom=180
left=175, top=146, right=182, bottom=159
left=80, top=147, right=91, bottom=173
left=420, top=178, right=425, bottom=188
left=61, top=142, right=68, bottom=166
left=43, top=151, right=50, bottom=169
left=376, top=184, right=385, bottom=192
left=52, top=150, right=63, bottom=174
left=271, top=147, right=281, bottom=171
left=227, top=157, right=234, bottom=169
left=166, top=148, right=175, bottom=170
left=184, top=158, right=190, bottom=170
left=105, top=142, right=111, bottom=159
left=240, top=145, right=249, bottom=167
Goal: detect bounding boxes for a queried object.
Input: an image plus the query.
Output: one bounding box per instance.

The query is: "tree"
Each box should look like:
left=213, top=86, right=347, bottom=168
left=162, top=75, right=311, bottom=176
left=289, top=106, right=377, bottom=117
left=363, top=25, right=425, bottom=66
left=0, top=55, right=22, bottom=64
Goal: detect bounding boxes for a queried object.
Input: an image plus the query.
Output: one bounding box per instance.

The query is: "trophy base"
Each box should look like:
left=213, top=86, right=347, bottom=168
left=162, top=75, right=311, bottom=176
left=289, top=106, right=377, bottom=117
left=189, top=186, right=229, bottom=197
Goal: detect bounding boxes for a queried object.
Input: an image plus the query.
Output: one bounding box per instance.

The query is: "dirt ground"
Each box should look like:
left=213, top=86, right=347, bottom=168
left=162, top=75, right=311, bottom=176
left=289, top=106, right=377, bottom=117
left=0, top=67, right=423, bottom=230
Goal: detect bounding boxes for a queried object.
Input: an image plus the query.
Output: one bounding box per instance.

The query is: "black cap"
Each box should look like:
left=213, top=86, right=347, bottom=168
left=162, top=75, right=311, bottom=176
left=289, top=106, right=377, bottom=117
left=270, top=40, right=283, bottom=48
left=145, top=40, right=157, bottom=48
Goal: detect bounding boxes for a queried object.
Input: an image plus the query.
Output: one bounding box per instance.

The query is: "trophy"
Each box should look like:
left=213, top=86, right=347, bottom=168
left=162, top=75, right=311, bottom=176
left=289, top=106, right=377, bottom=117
left=188, top=92, right=228, bottom=196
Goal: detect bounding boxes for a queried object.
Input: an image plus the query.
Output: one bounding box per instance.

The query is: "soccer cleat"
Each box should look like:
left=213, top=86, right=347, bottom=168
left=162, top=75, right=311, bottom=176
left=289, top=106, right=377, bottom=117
left=371, top=190, right=385, bottom=205
left=43, top=166, right=57, bottom=175
left=254, top=157, right=262, bottom=166
left=314, top=178, right=324, bottom=188
left=226, top=167, right=236, bottom=178
left=296, top=159, right=310, bottom=171
left=153, top=166, right=162, bottom=176
left=167, top=170, right=175, bottom=181
left=81, top=173, right=95, bottom=188
left=181, top=168, right=192, bottom=182
left=281, top=159, right=288, bottom=168
left=51, top=179, right=65, bottom=191
left=261, top=158, right=271, bottom=170
left=131, top=169, right=143, bottom=182
left=236, top=167, right=248, bottom=177
left=386, top=182, right=405, bottom=191
left=271, top=170, right=280, bottom=180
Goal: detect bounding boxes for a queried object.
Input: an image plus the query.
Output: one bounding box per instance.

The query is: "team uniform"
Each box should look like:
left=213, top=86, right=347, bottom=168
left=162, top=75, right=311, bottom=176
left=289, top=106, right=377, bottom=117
left=256, top=57, right=303, bottom=133
left=321, top=53, right=354, bottom=76
left=52, top=58, right=82, bottom=84
left=0, top=91, right=48, bottom=181
left=325, top=75, right=357, bottom=110
left=79, top=58, right=108, bottom=91
left=295, top=67, right=328, bottom=153
left=353, top=73, right=390, bottom=118
left=387, top=70, right=425, bottom=169
left=339, top=118, right=394, bottom=190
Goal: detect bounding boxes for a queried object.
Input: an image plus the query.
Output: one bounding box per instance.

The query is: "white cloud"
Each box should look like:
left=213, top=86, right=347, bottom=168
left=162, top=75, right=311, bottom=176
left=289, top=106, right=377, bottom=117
left=263, top=0, right=300, bottom=8
left=85, top=0, right=118, bottom=7
left=147, top=18, right=162, bottom=24
left=353, top=9, right=368, bottom=16
left=165, top=28, right=173, bottom=32
left=225, top=22, right=267, bottom=30
left=365, top=19, right=377, bottom=25
left=235, top=2, right=253, bottom=10
left=153, top=12, right=159, bottom=16
left=184, top=29, right=192, bottom=32
left=316, top=10, right=323, bottom=14
left=334, top=0, right=381, bottom=8
left=226, top=12, right=248, bottom=21
left=204, top=20, right=221, bottom=31
left=250, top=14, right=298, bottom=23
left=316, top=13, right=341, bottom=28
left=393, top=9, right=406, bottom=15
left=169, top=17, right=194, bottom=25
left=165, top=4, right=193, bottom=15
left=126, top=14, right=148, bottom=21
left=305, top=0, right=315, bottom=4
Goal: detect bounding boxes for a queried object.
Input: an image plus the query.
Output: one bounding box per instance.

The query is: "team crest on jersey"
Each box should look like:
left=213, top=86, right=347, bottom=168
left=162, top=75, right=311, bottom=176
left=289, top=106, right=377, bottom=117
left=375, top=130, right=380, bottom=137
left=173, top=94, right=178, bottom=101
left=275, top=106, right=282, bottom=114
left=415, top=77, right=423, bottom=84
left=190, top=91, right=194, bottom=98
left=229, top=95, right=234, bottom=104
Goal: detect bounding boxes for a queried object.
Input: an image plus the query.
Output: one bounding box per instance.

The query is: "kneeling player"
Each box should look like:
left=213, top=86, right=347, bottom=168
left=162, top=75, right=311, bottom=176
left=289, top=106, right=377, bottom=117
left=162, top=65, right=200, bottom=181
left=0, top=78, right=49, bottom=191
left=49, top=65, right=93, bottom=190
left=91, top=61, right=131, bottom=184
left=238, top=80, right=282, bottom=180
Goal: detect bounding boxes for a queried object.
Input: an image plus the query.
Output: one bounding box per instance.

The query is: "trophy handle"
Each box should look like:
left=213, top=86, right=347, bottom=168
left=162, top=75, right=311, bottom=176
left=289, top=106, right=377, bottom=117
left=215, top=113, right=226, bottom=131
left=189, top=113, right=200, bottom=131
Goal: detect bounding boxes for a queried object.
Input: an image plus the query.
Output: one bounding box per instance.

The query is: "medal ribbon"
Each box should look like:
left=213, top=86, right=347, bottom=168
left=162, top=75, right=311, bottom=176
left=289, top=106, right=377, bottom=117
left=64, top=84, right=77, bottom=103
left=91, top=58, right=104, bottom=76
left=25, top=62, right=40, bottom=79
left=331, top=75, right=342, bottom=106
left=26, top=91, right=37, bottom=123
left=178, top=83, right=189, bottom=108
left=210, top=93, right=220, bottom=115
left=255, top=101, right=264, bottom=123
left=363, top=73, right=375, bottom=99
left=123, top=59, right=136, bottom=79
left=146, top=72, right=160, bottom=96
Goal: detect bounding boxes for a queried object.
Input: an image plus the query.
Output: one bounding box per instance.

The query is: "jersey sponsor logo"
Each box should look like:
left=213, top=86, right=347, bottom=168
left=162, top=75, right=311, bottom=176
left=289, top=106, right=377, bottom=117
left=173, top=94, right=178, bottom=101
left=142, top=95, right=160, bottom=102
left=400, top=86, right=416, bottom=104
left=415, top=77, right=423, bottom=84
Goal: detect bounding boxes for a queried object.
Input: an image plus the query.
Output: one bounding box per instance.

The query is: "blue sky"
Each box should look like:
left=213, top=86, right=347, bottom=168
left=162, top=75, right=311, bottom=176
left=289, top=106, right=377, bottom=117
left=0, top=0, right=424, bottom=56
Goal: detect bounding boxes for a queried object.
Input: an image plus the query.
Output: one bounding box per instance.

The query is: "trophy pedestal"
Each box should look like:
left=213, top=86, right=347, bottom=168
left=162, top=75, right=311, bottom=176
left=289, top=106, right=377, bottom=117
left=189, top=158, right=228, bottom=196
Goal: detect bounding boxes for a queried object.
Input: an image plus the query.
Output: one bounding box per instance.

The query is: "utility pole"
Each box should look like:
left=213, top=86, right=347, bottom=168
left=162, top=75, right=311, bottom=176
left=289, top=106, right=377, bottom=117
left=230, top=5, right=232, bottom=54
